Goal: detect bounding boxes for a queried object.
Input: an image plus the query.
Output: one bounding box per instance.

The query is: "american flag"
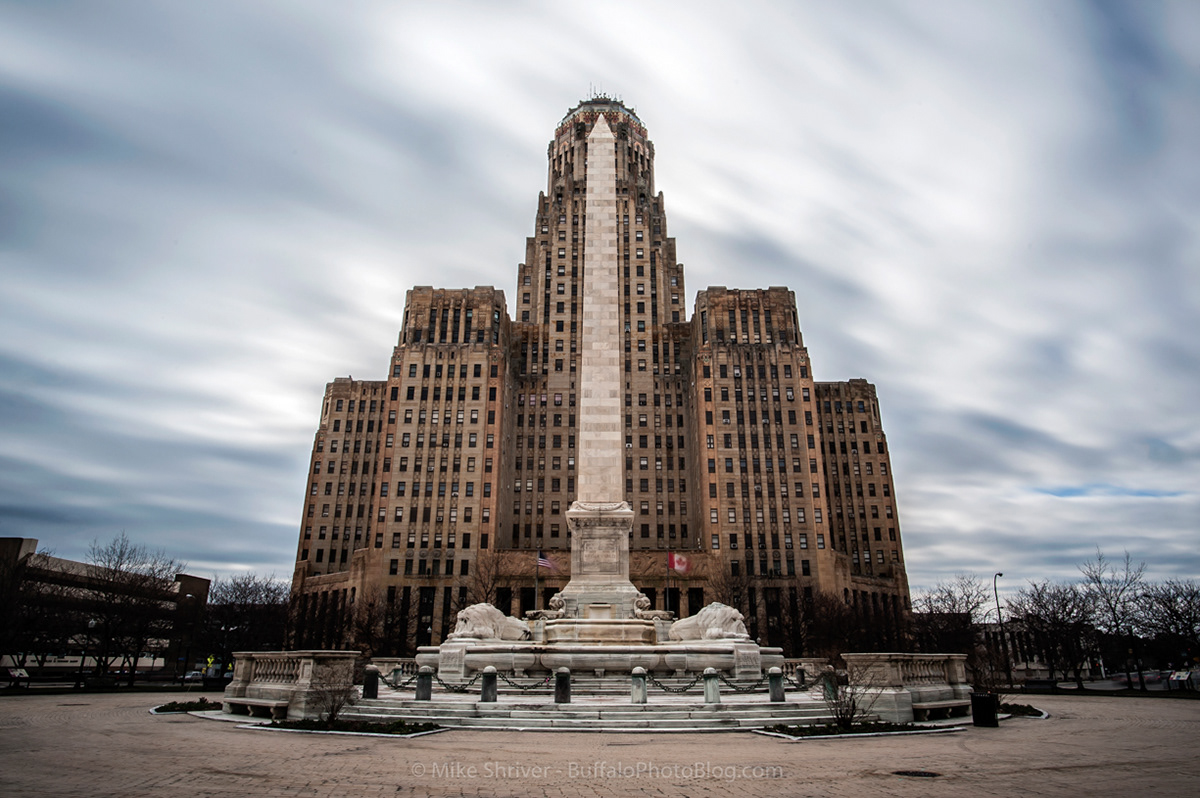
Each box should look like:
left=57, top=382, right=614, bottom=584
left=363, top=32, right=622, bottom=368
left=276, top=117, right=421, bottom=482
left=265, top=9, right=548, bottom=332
left=537, top=551, right=554, bottom=569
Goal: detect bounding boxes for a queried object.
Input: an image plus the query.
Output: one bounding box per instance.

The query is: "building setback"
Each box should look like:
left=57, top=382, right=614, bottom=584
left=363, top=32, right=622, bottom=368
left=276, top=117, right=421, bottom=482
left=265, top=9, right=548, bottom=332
left=289, top=98, right=910, bottom=655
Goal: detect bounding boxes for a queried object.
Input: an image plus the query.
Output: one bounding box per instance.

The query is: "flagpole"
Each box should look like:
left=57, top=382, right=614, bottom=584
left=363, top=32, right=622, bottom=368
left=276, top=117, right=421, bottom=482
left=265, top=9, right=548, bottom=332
left=534, top=553, right=539, bottom=611
left=667, top=552, right=672, bottom=616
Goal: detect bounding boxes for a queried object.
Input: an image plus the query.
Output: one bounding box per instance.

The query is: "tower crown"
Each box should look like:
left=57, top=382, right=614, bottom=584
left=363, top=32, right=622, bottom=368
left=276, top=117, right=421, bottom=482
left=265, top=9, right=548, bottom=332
left=556, top=96, right=646, bottom=141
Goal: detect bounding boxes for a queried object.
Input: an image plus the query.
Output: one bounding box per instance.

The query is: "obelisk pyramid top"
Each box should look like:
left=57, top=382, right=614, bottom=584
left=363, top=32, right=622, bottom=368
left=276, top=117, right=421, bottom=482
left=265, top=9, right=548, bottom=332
left=588, top=113, right=615, bottom=141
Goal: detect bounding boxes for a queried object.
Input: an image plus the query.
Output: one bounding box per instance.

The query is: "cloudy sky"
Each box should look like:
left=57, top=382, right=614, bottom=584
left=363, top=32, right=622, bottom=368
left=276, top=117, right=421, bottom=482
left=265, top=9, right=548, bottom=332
left=2, top=1, right=1197, bottom=595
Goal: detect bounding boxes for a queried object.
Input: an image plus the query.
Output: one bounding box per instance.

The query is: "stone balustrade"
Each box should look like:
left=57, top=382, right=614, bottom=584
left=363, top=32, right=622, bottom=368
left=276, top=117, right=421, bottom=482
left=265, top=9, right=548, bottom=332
left=840, top=652, right=971, bottom=723
left=248, top=654, right=301, bottom=684
left=224, top=650, right=361, bottom=721
left=781, top=658, right=828, bottom=684
left=371, top=657, right=419, bottom=679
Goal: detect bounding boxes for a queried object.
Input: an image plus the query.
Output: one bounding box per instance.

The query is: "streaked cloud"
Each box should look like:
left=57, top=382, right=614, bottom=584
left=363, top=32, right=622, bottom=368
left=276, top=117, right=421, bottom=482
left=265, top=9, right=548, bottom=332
left=1, top=1, right=1197, bottom=594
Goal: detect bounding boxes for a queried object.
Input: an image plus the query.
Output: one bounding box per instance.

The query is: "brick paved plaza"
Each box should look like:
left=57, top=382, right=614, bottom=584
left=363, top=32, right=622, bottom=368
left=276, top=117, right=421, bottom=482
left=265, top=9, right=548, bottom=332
left=1, top=692, right=1197, bottom=797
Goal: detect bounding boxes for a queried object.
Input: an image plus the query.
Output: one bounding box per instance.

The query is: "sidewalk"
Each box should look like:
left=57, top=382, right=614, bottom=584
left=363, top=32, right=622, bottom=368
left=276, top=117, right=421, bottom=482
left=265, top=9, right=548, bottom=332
left=1, top=691, right=1198, bottom=796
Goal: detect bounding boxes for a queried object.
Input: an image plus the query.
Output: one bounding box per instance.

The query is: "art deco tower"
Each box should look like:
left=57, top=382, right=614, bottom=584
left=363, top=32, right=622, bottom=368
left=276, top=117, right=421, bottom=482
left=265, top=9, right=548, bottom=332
left=288, top=98, right=911, bottom=654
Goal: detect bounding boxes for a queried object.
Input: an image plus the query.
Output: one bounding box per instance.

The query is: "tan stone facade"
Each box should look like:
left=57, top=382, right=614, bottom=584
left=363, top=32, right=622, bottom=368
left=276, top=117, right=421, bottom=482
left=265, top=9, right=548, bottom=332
left=289, top=98, right=909, bottom=655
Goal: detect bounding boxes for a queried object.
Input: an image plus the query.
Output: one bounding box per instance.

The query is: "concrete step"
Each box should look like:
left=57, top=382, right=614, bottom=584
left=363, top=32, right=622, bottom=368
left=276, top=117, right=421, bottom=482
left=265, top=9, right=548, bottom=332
left=340, top=695, right=850, bottom=732
left=355, top=698, right=827, bottom=714
left=346, top=707, right=832, bottom=723
left=338, top=714, right=839, bottom=732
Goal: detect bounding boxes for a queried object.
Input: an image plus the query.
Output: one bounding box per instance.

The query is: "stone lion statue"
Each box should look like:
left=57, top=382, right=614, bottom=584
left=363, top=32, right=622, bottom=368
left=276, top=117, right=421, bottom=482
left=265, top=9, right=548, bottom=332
left=667, top=602, right=750, bottom=642
left=447, top=603, right=531, bottom=641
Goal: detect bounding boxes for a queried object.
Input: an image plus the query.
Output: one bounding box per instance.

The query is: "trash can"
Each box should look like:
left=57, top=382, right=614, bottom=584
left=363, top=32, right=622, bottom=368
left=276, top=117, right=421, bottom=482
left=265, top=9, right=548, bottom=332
left=971, top=692, right=1000, bottom=727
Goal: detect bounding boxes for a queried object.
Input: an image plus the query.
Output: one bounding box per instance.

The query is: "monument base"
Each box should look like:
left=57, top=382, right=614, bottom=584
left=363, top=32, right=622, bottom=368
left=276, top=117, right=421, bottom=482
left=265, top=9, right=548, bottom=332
left=542, top=617, right=657, bottom=645
left=419, top=639, right=783, bottom=682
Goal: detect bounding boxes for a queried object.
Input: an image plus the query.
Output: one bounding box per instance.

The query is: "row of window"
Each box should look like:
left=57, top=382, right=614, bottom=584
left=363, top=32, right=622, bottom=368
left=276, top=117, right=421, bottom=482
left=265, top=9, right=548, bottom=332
left=379, top=480, right=490, bottom=498
left=390, top=558, right=469, bottom=577
left=400, top=384, right=494, bottom=402
left=711, top=506, right=823, bottom=526
left=710, top=457, right=822, bottom=475
left=715, top=531, right=824, bottom=550
left=331, top=398, right=381, bottom=413
left=387, top=432, right=493, bottom=448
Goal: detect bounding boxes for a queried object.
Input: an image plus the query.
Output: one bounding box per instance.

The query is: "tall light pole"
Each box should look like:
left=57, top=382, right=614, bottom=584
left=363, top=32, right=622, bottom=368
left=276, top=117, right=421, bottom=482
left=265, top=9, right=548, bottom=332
left=994, top=573, right=1012, bottom=688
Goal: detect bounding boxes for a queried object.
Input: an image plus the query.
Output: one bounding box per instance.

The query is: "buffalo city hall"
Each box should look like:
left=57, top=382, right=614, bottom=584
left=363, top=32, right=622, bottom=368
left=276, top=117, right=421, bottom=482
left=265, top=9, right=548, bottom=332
left=289, top=98, right=911, bottom=655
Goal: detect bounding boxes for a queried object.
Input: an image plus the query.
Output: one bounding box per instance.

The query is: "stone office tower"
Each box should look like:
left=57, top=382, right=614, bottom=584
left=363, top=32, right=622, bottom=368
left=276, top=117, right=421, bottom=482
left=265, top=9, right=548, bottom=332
left=289, top=98, right=910, bottom=654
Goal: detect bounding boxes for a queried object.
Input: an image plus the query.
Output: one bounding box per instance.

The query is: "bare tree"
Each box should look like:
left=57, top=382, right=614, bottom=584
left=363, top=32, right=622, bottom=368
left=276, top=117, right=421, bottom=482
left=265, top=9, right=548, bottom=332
left=911, top=574, right=989, bottom=649
left=774, top=587, right=807, bottom=658
left=308, top=661, right=357, bottom=727
left=1008, top=580, right=1095, bottom=688
left=1138, top=579, right=1200, bottom=666
left=911, top=574, right=992, bottom=685
left=456, top=549, right=518, bottom=611
left=347, top=588, right=387, bottom=659
left=816, top=661, right=883, bottom=730
left=707, top=560, right=749, bottom=611
left=0, top=547, right=79, bottom=674
left=806, top=591, right=856, bottom=660
left=1080, top=549, right=1145, bottom=687
left=86, top=533, right=186, bottom=685
left=203, top=573, right=289, bottom=669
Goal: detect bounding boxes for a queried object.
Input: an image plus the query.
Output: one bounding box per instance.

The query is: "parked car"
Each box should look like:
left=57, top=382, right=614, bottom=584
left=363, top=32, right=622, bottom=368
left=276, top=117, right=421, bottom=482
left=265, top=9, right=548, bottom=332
left=182, top=671, right=204, bottom=683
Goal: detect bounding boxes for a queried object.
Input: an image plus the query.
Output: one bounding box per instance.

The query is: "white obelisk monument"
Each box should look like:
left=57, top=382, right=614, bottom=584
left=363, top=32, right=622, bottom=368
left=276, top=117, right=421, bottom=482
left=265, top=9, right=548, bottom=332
left=554, top=114, right=642, bottom=619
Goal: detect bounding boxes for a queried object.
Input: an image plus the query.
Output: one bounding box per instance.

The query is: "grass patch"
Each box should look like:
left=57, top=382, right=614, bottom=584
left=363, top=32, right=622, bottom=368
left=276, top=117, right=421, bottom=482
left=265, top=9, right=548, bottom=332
left=270, top=718, right=440, bottom=735
left=768, top=721, right=917, bottom=738
left=155, top=697, right=218, bottom=713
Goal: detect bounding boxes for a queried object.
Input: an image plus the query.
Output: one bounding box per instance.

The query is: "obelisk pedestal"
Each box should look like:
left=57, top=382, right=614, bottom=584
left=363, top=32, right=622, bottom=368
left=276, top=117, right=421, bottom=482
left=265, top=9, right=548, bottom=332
left=553, top=501, right=642, bottom=618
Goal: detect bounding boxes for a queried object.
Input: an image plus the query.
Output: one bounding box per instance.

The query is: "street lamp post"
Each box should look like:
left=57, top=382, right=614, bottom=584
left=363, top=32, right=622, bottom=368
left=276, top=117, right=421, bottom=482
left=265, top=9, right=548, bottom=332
left=994, top=573, right=1013, bottom=688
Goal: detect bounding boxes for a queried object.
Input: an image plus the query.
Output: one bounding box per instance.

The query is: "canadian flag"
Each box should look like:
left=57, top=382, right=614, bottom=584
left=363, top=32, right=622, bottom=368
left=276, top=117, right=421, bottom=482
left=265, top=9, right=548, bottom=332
left=668, top=552, right=691, bottom=574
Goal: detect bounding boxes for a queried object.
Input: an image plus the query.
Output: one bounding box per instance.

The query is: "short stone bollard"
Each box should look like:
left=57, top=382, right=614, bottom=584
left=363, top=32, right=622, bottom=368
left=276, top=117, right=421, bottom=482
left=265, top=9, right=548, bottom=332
left=362, top=664, right=380, bottom=700
left=481, top=666, right=498, bottom=702
left=820, top=666, right=838, bottom=701
left=630, top=666, right=648, bottom=704
left=768, top=666, right=784, bottom=702
left=555, top=667, right=571, bottom=704
left=703, top=667, right=721, bottom=704
left=415, top=666, right=433, bottom=701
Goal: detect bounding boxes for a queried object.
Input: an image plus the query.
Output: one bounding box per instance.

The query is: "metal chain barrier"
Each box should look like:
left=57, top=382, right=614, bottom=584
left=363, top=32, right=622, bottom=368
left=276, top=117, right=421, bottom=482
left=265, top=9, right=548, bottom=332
left=784, top=675, right=806, bottom=691
left=717, top=674, right=766, bottom=693
left=496, top=672, right=553, bottom=692
left=646, top=673, right=701, bottom=693
left=433, top=672, right=482, bottom=693
left=382, top=671, right=419, bottom=690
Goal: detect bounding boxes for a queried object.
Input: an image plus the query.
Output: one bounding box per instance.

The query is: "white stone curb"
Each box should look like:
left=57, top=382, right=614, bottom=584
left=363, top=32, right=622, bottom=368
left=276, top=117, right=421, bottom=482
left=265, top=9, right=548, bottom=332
left=240, top=724, right=451, bottom=739
left=753, top=727, right=965, bottom=742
